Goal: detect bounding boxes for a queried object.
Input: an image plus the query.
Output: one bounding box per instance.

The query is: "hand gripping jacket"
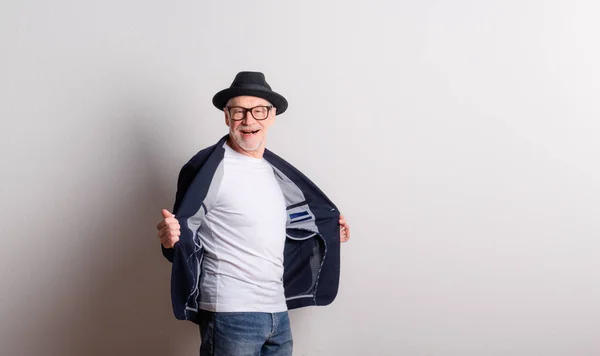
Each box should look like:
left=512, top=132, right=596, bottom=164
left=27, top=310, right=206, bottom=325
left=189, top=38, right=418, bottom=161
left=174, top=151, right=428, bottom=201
left=162, top=135, right=341, bottom=323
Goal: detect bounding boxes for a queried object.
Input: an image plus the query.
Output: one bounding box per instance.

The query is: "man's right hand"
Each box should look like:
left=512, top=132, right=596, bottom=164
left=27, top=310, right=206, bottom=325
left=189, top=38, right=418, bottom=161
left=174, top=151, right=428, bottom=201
left=157, top=209, right=180, bottom=249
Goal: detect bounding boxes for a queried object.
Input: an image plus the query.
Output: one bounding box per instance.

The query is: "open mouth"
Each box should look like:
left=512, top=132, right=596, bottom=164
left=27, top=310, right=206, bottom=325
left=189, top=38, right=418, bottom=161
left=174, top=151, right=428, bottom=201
left=240, top=129, right=260, bottom=136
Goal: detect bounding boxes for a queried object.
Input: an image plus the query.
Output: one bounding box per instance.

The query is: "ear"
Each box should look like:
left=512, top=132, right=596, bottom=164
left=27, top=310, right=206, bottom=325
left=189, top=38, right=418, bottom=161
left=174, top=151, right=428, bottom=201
left=224, top=110, right=231, bottom=127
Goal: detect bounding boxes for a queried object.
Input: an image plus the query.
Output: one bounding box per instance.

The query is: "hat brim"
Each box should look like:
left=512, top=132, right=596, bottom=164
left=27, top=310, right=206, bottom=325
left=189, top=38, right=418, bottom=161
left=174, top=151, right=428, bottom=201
left=212, top=88, right=288, bottom=115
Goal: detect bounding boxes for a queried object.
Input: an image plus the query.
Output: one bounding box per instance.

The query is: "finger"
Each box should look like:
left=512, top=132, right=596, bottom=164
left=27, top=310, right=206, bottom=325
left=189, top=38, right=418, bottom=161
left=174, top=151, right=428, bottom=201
left=158, top=229, right=168, bottom=240
left=159, top=226, right=181, bottom=240
left=165, top=225, right=181, bottom=236
left=161, top=222, right=180, bottom=233
left=164, top=217, right=179, bottom=225
left=340, top=225, right=350, bottom=241
left=339, top=225, right=348, bottom=242
left=160, top=222, right=180, bottom=233
left=158, top=226, right=173, bottom=239
left=168, top=228, right=181, bottom=237
left=161, top=209, right=175, bottom=219
left=166, top=222, right=181, bottom=231
left=158, top=218, right=178, bottom=230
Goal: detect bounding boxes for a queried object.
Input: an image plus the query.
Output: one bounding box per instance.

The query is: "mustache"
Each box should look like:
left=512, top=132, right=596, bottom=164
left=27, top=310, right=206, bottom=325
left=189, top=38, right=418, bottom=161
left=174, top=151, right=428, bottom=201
left=237, top=125, right=262, bottom=131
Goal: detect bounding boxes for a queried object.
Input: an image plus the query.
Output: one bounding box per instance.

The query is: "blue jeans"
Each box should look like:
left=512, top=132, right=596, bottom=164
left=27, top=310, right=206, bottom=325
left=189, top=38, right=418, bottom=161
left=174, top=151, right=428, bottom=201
left=198, top=310, right=293, bottom=356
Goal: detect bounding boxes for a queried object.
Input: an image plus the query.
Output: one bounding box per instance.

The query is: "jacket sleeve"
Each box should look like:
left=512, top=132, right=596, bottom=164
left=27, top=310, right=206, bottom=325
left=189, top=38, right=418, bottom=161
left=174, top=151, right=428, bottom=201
left=161, top=160, right=201, bottom=263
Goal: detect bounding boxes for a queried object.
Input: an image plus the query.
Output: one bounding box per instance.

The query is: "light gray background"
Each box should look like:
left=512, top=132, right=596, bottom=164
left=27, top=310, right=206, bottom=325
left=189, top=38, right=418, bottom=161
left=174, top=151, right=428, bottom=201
left=1, top=1, right=599, bottom=355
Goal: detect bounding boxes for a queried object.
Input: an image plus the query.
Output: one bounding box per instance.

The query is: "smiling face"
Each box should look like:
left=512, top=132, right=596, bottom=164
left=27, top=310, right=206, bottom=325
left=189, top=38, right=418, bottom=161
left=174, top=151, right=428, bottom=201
left=224, top=95, right=276, bottom=158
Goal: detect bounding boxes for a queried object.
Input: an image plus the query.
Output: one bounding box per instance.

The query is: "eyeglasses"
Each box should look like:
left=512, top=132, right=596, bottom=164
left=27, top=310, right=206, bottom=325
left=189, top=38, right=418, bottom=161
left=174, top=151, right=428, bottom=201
left=226, top=105, right=273, bottom=121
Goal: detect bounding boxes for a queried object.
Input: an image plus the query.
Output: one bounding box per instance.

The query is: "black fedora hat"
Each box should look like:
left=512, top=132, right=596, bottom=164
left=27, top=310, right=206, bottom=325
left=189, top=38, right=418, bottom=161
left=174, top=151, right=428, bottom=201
left=212, top=71, right=288, bottom=115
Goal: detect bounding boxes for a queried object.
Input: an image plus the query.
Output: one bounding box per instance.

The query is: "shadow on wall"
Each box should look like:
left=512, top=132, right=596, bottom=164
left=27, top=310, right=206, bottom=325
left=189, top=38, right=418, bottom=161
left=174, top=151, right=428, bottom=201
left=10, top=102, right=202, bottom=355
left=84, top=117, right=196, bottom=356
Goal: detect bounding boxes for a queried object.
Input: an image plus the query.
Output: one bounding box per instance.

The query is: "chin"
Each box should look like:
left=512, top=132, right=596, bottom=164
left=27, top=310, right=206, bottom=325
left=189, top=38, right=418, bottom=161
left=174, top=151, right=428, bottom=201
left=234, top=135, right=263, bottom=152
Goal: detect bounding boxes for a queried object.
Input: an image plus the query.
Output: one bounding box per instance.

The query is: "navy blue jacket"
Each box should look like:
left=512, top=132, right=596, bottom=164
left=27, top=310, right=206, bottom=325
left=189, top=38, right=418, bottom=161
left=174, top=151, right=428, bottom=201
left=162, top=135, right=341, bottom=323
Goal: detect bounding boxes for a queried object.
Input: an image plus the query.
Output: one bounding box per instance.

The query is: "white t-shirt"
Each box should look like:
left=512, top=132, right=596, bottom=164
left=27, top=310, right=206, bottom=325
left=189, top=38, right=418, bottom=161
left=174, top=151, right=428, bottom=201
left=197, top=143, right=288, bottom=312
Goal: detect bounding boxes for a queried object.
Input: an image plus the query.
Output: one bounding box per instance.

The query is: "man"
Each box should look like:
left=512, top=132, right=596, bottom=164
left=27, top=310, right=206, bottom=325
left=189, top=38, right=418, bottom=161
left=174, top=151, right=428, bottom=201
left=156, top=71, right=350, bottom=356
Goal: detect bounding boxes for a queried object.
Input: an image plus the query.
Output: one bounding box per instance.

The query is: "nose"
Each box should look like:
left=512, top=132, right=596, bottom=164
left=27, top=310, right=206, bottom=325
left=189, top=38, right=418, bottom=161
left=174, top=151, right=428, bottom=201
left=242, top=110, right=257, bottom=124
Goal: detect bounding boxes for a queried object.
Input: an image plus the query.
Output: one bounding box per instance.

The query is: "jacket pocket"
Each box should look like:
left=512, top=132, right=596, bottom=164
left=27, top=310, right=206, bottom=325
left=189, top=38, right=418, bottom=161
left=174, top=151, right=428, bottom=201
left=283, top=230, right=325, bottom=302
left=286, top=204, right=318, bottom=236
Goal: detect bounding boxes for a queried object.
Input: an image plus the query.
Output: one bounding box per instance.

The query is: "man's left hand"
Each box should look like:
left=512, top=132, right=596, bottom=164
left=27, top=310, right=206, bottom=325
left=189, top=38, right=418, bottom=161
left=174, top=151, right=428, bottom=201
left=339, top=215, right=350, bottom=243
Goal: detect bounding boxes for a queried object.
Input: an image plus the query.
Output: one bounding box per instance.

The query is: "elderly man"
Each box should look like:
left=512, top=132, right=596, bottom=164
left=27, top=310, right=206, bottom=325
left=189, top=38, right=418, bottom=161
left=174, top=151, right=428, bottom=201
left=156, top=71, right=349, bottom=356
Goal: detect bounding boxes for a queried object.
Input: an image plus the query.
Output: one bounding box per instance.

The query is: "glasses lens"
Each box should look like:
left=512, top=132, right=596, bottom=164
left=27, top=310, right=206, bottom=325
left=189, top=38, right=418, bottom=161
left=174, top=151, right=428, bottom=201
left=252, top=106, right=268, bottom=120
left=228, top=107, right=244, bottom=120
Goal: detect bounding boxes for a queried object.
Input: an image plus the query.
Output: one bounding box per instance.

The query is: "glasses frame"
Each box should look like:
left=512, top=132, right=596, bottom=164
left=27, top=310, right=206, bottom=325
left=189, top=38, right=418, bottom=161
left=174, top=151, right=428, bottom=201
left=225, top=105, right=273, bottom=121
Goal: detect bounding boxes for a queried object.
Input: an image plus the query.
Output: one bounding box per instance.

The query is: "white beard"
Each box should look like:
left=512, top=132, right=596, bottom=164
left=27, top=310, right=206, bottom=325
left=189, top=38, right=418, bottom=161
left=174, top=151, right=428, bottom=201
left=232, top=131, right=263, bottom=152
